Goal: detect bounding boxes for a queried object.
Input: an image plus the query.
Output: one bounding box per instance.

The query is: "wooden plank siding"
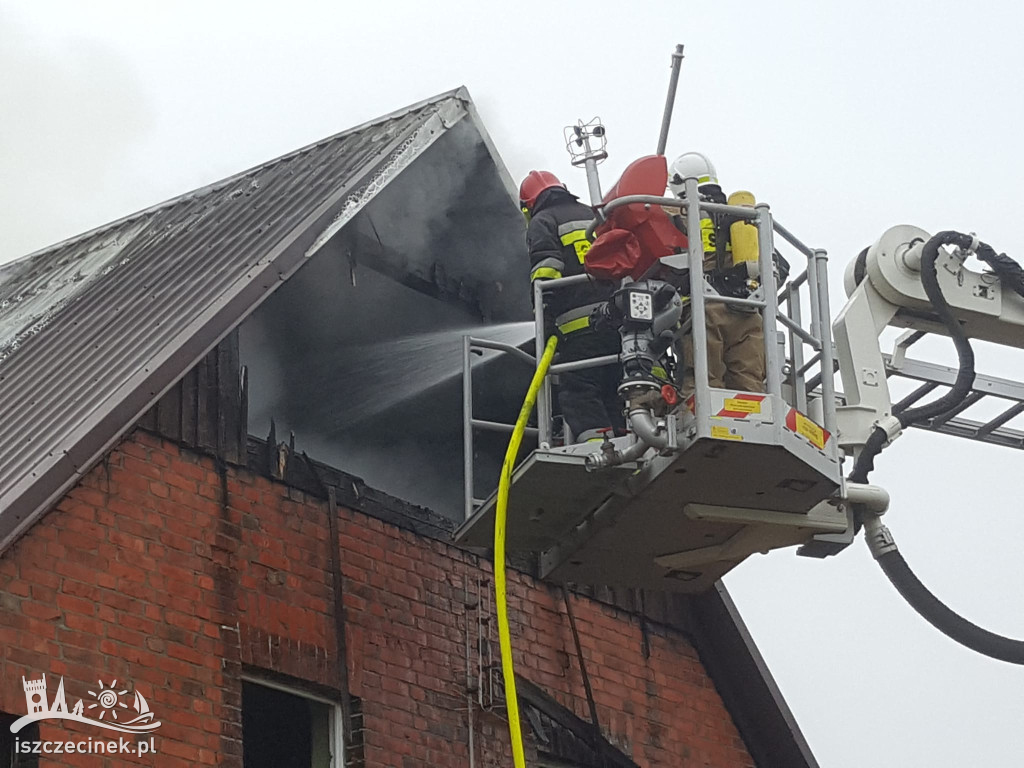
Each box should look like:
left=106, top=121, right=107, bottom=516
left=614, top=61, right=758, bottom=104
left=140, top=329, right=247, bottom=465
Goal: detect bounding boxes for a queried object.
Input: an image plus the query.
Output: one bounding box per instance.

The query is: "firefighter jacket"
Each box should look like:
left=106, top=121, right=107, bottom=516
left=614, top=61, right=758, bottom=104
left=527, top=188, right=613, bottom=335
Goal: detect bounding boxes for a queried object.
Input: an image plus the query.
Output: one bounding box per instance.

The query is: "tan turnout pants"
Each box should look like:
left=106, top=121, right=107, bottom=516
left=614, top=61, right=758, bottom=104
left=682, top=302, right=765, bottom=394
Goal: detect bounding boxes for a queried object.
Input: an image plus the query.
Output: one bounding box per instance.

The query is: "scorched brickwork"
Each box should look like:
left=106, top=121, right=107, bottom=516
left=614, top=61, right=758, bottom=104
left=0, top=429, right=755, bottom=767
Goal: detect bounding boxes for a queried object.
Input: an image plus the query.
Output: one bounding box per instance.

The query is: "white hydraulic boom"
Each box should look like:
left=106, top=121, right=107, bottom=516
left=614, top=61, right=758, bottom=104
left=827, top=225, right=1024, bottom=664
left=834, top=224, right=1024, bottom=455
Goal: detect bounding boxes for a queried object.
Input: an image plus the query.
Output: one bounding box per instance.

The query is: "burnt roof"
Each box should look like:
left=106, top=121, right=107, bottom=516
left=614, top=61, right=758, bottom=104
left=0, top=88, right=510, bottom=552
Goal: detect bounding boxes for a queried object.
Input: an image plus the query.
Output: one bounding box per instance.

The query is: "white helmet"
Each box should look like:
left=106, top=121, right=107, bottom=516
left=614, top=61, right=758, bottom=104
left=668, top=152, right=719, bottom=197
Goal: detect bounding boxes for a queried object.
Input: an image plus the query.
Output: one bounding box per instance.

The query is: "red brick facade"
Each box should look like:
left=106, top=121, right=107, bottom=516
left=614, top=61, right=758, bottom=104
left=0, top=430, right=755, bottom=767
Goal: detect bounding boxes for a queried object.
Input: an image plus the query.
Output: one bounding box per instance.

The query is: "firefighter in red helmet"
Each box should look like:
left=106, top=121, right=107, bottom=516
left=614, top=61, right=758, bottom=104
left=520, top=171, right=623, bottom=442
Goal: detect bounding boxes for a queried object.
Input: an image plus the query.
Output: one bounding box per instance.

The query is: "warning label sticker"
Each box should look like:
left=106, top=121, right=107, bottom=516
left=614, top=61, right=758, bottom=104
left=723, top=397, right=761, bottom=414
left=711, top=425, right=743, bottom=441
left=715, top=393, right=767, bottom=419
left=785, top=408, right=829, bottom=450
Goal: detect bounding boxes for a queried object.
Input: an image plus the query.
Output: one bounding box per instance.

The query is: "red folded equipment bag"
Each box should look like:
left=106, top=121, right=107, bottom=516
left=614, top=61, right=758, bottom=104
left=584, top=155, right=688, bottom=281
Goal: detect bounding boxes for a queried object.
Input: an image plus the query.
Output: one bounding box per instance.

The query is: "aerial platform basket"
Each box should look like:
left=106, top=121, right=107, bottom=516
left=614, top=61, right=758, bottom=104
left=455, top=387, right=845, bottom=594
left=455, top=198, right=847, bottom=593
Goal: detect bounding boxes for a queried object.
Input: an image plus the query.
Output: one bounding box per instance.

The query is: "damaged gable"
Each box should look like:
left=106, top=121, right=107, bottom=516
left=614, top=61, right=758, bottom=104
left=0, top=87, right=525, bottom=552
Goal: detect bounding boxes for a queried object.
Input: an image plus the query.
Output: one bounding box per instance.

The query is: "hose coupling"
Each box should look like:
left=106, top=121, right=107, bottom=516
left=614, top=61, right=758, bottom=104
left=585, top=433, right=618, bottom=472
left=862, top=513, right=898, bottom=559
left=584, top=435, right=650, bottom=471
left=966, top=232, right=980, bottom=254
left=875, top=414, right=903, bottom=443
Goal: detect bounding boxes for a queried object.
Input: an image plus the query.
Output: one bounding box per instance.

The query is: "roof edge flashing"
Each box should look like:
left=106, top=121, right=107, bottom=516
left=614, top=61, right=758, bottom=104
left=304, top=105, right=466, bottom=258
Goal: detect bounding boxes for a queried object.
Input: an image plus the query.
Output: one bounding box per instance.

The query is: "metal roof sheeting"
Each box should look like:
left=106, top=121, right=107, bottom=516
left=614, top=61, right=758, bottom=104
left=0, top=88, right=483, bottom=551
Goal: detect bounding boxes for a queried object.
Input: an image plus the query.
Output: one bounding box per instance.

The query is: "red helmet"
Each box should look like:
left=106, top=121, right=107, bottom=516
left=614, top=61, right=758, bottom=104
left=519, top=171, right=564, bottom=212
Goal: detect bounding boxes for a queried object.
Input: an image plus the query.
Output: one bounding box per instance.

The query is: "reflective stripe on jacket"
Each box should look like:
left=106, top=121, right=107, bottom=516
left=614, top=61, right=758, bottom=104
left=526, top=188, right=613, bottom=321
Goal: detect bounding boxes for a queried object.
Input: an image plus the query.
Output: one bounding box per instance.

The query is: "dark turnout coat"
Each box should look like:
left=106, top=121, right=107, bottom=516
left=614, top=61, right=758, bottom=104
left=526, top=188, right=611, bottom=326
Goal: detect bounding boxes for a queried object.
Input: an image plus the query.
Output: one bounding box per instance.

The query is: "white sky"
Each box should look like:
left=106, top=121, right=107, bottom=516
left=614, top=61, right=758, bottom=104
left=3, top=1, right=1023, bottom=765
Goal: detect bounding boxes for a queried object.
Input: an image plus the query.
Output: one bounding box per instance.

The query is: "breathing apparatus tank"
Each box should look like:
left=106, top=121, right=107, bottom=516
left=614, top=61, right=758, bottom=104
left=727, top=190, right=759, bottom=265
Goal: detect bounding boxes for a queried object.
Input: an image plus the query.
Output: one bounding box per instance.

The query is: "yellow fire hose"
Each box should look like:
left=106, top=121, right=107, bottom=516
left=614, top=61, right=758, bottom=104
left=495, top=335, right=558, bottom=768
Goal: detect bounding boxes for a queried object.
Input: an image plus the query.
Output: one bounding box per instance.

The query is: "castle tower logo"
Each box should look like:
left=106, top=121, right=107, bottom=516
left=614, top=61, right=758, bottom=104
left=10, top=675, right=161, bottom=735
left=23, top=677, right=46, bottom=714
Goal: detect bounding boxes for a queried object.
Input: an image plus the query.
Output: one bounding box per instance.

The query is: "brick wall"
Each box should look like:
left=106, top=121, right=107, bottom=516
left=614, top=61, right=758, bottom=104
left=0, top=430, right=755, bottom=767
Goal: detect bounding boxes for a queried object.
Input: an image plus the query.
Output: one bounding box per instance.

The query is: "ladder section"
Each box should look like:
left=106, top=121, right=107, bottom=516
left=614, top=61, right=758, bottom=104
left=886, top=332, right=1024, bottom=449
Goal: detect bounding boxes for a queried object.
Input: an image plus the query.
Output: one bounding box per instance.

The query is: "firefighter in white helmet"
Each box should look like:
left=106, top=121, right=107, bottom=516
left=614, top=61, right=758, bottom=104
left=668, top=152, right=766, bottom=393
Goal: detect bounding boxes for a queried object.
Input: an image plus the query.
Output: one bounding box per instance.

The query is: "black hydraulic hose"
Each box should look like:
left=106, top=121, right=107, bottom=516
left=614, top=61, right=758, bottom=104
left=874, top=545, right=1024, bottom=664
left=847, top=426, right=887, bottom=485
left=975, top=243, right=1024, bottom=299
left=852, top=246, right=868, bottom=287
left=849, top=231, right=980, bottom=484
left=853, top=230, right=1024, bottom=664
left=896, top=231, right=977, bottom=424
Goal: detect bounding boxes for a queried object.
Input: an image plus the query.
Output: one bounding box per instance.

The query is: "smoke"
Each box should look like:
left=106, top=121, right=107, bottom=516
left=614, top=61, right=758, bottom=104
left=0, top=7, right=153, bottom=262
left=239, top=250, right=536, bottom=518
left=471, top=92, right=553, bottom=184
left=351, top=115, right=529, bottom=322
left=283, top=317, right=533, bottom=516
left=233, top=99, right=542, bottom=519
left=297, top=431, right=470, bottom=518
